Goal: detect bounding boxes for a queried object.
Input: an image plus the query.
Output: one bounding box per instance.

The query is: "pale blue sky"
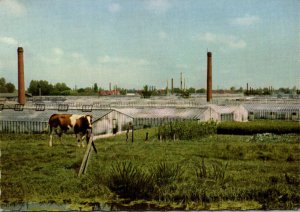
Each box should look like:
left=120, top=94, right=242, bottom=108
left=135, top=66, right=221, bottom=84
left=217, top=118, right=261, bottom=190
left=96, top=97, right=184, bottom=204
left=0, top=0, right=299, bottom=90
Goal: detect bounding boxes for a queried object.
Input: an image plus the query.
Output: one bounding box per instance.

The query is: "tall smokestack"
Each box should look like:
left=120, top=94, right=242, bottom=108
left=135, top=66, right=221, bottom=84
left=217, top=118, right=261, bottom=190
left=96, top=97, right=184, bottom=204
left=171, top=78, right=174, bottom=94
left=166, top=80, right=169, bottom=95
left=180, top=72, right=183, bottom=90
left=18, top=47, right=25, bottom=105
left=207, top=52, right=212, bottom=102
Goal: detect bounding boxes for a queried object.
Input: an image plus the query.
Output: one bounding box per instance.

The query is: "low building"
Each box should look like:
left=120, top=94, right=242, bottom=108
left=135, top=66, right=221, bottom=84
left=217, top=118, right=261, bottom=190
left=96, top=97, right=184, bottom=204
left=209, top=104, right=249, bottom=122
left=244, top=103, right=300, bottom=121
left=0, top=107, right=132, bottom=135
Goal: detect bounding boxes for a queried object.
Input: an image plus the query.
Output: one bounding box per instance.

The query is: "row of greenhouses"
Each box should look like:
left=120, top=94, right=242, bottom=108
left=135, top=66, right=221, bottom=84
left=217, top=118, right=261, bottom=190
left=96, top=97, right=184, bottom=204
left=0, top=102, right=299, bottom=134
left=243, top=103, right=300, bottom=121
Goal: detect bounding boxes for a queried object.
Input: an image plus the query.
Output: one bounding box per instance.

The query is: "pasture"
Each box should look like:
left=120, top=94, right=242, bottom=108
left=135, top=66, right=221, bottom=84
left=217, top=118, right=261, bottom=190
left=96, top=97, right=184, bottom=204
left=1, top=129, right=300, bottom=210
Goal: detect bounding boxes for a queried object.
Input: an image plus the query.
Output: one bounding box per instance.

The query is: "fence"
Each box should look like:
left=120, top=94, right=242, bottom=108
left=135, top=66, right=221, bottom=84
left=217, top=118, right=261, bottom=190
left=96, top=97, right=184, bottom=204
left=0, top=120, right=48, bottom=134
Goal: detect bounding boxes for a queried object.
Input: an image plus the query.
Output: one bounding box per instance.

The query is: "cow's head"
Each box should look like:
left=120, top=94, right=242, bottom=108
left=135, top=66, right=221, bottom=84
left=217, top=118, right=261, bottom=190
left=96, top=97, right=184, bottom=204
left=86, top=115, right=93, bottom=129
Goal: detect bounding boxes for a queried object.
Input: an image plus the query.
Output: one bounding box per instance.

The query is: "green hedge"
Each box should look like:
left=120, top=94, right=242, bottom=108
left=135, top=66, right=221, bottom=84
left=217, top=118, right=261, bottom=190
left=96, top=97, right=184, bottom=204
left=217, top=120, right=300, bottom=135
left=158, top=121, right=217, bottom=140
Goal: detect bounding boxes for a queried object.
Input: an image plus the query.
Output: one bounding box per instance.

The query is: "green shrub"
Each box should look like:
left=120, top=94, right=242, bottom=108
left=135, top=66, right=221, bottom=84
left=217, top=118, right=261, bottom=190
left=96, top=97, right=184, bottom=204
left=158, top=121, right=217, bottom=140
left=108, top=161, right=154, bottom=200
left=152, top=162, right=183, bottom=187
left=217, top=120, right=300, bottom=135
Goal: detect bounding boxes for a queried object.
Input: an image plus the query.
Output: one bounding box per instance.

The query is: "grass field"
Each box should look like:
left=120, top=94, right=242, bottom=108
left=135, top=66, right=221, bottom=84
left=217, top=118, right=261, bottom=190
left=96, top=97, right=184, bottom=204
left=1, top=127, right=300, bottom=210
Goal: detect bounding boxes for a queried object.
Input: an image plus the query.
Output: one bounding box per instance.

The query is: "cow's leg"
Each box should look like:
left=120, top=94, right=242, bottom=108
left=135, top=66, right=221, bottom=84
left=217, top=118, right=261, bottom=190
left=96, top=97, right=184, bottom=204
left=49, top=135, right=53, bottom=147
left=76, top=134, right=81, bottom=147
left=81, top=133, right=86, bottom=148
left=49, top=127, right=53, bottom=147
left=55, top=128, right=63, bottom=143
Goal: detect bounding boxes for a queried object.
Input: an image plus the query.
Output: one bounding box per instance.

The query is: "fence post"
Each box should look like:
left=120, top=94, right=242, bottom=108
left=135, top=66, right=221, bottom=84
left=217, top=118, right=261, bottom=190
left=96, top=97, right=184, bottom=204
left=78, top=129, right=96, bottom=177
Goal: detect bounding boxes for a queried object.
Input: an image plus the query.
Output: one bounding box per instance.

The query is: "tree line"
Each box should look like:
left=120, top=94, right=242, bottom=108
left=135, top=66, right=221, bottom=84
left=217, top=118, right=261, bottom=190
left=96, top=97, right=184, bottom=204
left=0, top=78, right=15, bottom=93
left=0, top=77, right=299, bottom=96
left=28, top=80, right=105, bottom=96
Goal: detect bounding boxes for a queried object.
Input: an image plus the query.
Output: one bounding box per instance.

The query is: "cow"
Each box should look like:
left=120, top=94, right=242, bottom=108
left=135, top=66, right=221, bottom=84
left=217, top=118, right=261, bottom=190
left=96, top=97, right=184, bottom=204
left=48, top=114, right=93, bottom=147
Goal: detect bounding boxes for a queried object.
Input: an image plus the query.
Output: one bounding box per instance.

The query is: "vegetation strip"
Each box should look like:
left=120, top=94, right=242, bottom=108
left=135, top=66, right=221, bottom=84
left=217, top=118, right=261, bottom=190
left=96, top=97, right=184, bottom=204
left=1, top=128, right=300, bottom=210
left=217, top=120, right=300, bottom=135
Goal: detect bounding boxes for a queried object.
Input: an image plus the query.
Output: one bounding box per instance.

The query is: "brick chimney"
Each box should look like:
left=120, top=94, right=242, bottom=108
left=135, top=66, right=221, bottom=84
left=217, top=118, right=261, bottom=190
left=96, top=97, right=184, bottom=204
left=18, top=47, right=25, bottom=105
left=207, top=52, right=212, bottom=102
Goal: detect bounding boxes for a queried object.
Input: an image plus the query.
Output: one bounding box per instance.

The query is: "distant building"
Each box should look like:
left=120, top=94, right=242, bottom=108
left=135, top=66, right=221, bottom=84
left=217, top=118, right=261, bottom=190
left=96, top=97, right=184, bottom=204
left=0, top=92, right=32, bottom=102
left=99, top=90, right=120, bottom=96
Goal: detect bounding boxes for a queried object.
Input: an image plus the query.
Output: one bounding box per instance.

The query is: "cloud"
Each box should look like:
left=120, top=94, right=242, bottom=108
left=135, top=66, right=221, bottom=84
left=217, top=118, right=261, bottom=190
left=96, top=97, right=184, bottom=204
left=198, top=32, right=246, bottom=49
left=98, top=55, right=149, bottom=66
left=52, top=48, right=64, bottom=57
left=0, top=36, right=18, bottom=46
left=108, top=3, right=121, bottom=13
left=231, top=14, right=261, bottom=26
left=159, top=31, right=167, bottom=40
left=145, top=0, right=171, bottom=14
left=39, top=47, right=64, bottom=65
left=71, top=52, right=84, bottom=59
left=0, top=0, right=26, bottom=16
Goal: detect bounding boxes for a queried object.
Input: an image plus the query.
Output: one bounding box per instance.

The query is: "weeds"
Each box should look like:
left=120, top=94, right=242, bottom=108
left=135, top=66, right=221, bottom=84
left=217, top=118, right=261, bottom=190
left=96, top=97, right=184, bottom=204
left=108, top=161, right=153, bottom=200
left=195, top=159, right=229, bottom=185
left=1, top=132, right=300, bottom=210
left=151, top=162, right=183, bottom=186
left=107, top=161, right=184, bottom=201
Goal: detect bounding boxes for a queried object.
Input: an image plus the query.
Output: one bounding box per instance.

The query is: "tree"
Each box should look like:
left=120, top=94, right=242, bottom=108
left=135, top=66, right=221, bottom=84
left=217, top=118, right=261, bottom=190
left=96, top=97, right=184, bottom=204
left=51, top=82, right=71, bottom=95
left=196, top=88, right=206, bottom=93
left=5, top=83, right=15, bottom=93
left=0, top=78, right=15, bottom=93
left=93, top=83, right=98, bottom=93
left=28, top=80, right=53, bottom=95
left=0, top=78, right=6, bottom=92
left=142, top=85, right=152, bottom=98
left=230, top=86, right=236, bottom=93
left=173, top=88, right=181, bottom=94
left=187, top=87, right=196, bottom=94
left=120, top=88, right=127, bottom=95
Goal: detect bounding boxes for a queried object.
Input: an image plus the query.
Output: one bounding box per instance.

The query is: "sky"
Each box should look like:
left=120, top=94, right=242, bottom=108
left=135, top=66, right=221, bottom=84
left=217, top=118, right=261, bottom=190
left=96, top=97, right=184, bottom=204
left=0, top=0, right=299, bottom=90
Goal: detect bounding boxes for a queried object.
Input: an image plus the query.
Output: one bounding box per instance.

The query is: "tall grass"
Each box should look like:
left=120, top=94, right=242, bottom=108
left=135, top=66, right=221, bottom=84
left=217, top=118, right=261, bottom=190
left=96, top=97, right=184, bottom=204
left=1, top=132, right=300, bottom=210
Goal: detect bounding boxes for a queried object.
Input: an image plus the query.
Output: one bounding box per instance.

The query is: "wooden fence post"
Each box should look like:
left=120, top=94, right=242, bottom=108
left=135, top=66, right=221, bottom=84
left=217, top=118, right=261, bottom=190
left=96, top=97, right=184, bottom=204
left=78, top=129, right=97, bottom=177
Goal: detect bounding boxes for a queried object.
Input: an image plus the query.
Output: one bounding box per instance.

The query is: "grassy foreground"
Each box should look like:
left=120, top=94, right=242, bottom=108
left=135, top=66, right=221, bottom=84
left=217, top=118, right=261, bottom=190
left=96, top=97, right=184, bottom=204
left=1, top=130, right=300, bottom=210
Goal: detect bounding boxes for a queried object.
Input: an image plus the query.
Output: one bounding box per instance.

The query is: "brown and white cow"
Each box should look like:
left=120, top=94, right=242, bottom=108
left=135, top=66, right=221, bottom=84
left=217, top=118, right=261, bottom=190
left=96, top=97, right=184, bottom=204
left=48, top=114, right=93, bottom=147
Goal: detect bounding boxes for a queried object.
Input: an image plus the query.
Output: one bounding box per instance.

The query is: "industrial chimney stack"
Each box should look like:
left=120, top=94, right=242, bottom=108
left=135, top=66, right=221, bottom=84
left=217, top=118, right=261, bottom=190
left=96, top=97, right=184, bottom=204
left=18, top=47, right=25, bottom=105
left=207, top=52, right=212, bottom=102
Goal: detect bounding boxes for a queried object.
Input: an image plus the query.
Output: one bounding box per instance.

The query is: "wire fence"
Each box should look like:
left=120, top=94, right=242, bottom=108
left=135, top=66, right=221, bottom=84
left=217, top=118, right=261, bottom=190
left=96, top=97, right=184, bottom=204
left=0, top=120, right=48, bottom=134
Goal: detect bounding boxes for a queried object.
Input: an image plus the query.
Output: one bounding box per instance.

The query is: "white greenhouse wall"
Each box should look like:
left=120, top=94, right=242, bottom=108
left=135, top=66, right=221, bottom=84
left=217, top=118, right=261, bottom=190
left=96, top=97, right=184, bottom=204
left=93, top=110, right=133, bottom=135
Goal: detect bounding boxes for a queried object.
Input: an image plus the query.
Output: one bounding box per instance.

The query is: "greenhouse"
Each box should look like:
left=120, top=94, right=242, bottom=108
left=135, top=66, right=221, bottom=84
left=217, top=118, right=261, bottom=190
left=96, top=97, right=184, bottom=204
left=116, top=107, right=216, bottom=128
left=243, top=103, right=300, bottom=121
left=116, top=105, right=248, bottom=129
left=0, top=108, right=133, bottom=135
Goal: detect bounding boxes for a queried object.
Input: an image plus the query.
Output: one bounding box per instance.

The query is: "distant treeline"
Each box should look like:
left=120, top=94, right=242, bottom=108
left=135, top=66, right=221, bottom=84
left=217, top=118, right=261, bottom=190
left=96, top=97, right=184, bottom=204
left=28, top=80, right=102, bottom=96
left=0, top=78, right=15, bottom=93
left=0, top=77, right=299, bottom=96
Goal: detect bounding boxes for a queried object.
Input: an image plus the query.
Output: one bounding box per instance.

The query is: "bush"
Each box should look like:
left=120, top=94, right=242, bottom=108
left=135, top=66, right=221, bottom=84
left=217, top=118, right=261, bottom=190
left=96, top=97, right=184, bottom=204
left=217, top=121, right=300, bottom=135
left=158, top=121, right=217, bottom=140
left=107, top=161, right=184, bottom=201
left=108, top=161, right=153, bottom=200
left=151, top=162, right=183, bottom=187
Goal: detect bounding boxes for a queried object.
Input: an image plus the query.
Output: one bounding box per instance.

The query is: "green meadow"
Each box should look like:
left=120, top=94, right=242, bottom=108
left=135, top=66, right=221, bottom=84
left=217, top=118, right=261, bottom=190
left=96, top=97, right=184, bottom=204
left=1, top=123, right=300, bottom=210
